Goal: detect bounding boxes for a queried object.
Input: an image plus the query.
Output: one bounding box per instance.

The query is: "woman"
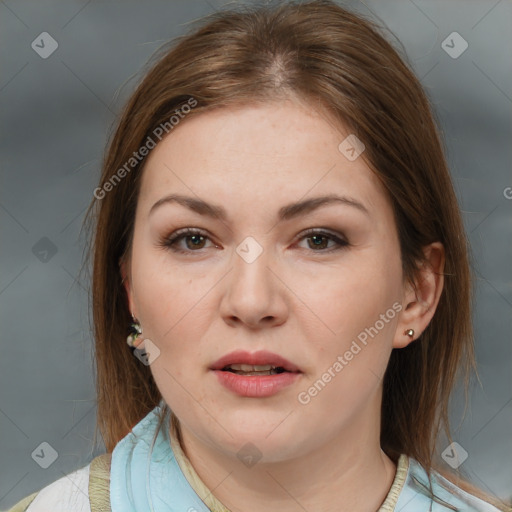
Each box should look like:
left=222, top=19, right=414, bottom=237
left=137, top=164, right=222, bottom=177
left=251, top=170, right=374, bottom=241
left=6, top=1, right=510, bottom=511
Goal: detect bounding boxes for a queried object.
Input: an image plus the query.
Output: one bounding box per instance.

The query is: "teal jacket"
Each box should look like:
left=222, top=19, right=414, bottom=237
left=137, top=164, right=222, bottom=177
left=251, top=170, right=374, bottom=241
left=5, top=400, right=508, bottom=511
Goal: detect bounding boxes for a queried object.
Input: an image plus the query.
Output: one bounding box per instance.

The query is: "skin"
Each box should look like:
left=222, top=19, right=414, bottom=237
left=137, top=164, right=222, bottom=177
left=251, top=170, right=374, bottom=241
left=121, top=97, right=445, bottom=512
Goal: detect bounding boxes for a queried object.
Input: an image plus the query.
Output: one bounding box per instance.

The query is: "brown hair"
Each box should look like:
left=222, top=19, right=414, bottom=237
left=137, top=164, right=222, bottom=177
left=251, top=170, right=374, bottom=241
left=83, top=1, right=509, bottom=508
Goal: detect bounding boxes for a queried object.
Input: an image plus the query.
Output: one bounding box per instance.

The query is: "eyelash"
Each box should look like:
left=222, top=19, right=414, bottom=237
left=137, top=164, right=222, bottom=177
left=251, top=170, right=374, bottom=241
left=158, top=228, right=349, bottom=255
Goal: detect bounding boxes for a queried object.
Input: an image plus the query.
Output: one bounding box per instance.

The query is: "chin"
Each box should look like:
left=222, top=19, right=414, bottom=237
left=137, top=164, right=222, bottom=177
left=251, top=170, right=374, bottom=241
left=213, top=422, right=306, bottom=461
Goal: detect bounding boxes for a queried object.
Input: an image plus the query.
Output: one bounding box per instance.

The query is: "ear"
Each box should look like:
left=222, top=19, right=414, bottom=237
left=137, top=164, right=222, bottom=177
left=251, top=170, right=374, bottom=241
left=120, top=257, right=146, bottom=350
left=393, top=242, right=445, bottom=349
left=120, top=257, right=137, bottom=318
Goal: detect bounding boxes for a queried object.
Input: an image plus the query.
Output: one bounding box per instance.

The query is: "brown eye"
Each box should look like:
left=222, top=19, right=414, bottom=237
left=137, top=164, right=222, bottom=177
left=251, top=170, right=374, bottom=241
left=160, top=228, right=216, bottom=254
left=307, top=234, right=330, bottom=250
left=183, top=233, right=207, bottom=250
left=298, top=229, right=349, bottom=252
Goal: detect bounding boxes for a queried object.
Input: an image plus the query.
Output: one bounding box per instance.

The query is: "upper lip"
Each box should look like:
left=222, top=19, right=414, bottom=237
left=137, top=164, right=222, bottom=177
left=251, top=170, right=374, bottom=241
left=210, top=350, right=301, bottom=372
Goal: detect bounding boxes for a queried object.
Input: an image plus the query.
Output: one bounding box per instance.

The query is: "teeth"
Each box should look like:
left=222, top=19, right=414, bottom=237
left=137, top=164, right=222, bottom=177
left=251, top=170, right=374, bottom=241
left=219, top=363, right=290, bottom=376
left=230, top=369, right=281, bottom=376
left=228, top=364, right=275, bottom=371
left=221, top=364, right=287, bottom=376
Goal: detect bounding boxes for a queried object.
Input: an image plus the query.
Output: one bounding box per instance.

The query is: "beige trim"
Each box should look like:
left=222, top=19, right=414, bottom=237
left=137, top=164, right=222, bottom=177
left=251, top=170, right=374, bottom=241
left=170, top=418, right=231, bottom=512
left=378, top=454, right=409, bottom=511
left=88, top=453, right=112, bottom=512
left=4, top=492, right=39, bottom=512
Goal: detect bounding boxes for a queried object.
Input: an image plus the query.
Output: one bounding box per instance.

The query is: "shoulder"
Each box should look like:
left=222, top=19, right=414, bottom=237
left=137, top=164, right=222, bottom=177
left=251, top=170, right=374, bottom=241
left=402, top=457, right=511, bottom=512
left=8, top=465, right=90, bottom=512
left=432, top=467, right=511, bottom=512
left=4, top=454, right=112, bottom=512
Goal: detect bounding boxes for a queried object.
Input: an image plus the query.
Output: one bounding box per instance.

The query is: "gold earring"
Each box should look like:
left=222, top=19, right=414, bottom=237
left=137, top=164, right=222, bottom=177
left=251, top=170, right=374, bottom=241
left=404, top=328, right=415, bottom=338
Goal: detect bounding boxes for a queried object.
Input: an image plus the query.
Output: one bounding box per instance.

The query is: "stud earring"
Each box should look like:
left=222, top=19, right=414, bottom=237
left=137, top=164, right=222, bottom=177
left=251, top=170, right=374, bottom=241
left=127, top=315, right=143, bottom=349
left=404, top=328, right=415, bottom=338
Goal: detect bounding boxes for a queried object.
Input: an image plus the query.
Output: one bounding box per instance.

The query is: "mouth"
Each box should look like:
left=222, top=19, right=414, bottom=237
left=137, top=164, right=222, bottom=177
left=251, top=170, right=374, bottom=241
left=221, top=364, right=289, bottom=376
left=209, top=350, right=302, bottom=375
left=209, top=350, right=302, bottom=398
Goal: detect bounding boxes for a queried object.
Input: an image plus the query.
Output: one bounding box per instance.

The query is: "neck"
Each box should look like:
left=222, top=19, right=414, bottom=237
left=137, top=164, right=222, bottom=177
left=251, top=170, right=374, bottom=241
left=173, top=393, right=397, bottom=512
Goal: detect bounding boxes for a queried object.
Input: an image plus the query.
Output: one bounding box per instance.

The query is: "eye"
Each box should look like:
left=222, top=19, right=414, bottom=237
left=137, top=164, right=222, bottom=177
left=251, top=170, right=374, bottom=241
left=296, top=229, right=349, bottom=252
left=159, top=227, right=349, bottom=255
left=159, top=228, right=218, bottom=254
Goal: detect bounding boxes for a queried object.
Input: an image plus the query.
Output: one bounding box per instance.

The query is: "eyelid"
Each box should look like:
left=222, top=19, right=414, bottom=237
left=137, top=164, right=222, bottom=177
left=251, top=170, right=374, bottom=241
left=297, top=227, right=348, bottom=243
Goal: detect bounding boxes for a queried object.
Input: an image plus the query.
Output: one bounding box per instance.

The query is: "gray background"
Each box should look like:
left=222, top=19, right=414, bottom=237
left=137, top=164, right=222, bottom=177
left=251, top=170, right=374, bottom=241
left=1, top=0, right=511, bottom=508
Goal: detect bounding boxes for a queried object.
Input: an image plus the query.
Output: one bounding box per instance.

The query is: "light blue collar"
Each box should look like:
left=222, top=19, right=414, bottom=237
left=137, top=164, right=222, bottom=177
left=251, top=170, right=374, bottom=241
left=396, top=458, right=501, bottom=511
left=110, top=402, right=500, bottom=512
left=110, top=400, right=211, bottom=512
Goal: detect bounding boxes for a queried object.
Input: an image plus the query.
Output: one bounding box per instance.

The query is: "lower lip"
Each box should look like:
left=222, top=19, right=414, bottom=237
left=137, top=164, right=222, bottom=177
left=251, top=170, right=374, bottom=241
left=212, top=370, right=302, bottom=397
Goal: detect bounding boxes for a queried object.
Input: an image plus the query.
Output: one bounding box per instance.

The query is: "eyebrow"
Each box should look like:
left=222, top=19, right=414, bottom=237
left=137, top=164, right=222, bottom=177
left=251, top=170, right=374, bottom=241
left=149, top=193, right=370, bottom=221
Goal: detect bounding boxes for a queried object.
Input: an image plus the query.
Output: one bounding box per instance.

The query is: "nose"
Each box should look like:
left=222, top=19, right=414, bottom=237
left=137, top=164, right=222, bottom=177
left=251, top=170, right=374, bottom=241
left=219, top=242, right=288, bottom=329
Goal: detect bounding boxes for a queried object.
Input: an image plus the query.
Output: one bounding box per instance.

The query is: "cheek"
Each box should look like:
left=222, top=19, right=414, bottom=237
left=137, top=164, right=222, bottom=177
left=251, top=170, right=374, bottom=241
left=290, top=248, right=402, bottom=343
left=132, top=236, right=210, bottom=327
left=130, top=252, right=225, bottom=400
left=293, top=259, right=400, bottom=426
left=288, top=250, right=402, bottom=411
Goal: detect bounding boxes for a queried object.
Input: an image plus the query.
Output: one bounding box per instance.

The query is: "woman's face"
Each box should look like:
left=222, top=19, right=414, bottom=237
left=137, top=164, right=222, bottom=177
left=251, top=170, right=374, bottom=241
left=123, top=99, right=408, bottom=463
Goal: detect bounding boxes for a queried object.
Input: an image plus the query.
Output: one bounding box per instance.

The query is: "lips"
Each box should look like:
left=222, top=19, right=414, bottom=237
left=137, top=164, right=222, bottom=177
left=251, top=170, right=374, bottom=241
left=209, top=350, right=302, bottom=373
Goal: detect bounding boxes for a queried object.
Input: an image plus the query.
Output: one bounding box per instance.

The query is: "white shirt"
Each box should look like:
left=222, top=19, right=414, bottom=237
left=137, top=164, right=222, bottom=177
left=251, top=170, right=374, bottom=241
left=23, top=464, right=91, bottom=512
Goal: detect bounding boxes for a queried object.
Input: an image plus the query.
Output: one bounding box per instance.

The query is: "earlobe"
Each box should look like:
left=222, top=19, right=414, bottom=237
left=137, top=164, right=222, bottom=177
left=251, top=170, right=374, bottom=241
left=393, top=242, right=445, bottom=349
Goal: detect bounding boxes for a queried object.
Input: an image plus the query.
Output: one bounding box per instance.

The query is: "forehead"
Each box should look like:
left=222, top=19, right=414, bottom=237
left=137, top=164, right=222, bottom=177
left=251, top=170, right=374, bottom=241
left=138, top=100, right=389, bottom=216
